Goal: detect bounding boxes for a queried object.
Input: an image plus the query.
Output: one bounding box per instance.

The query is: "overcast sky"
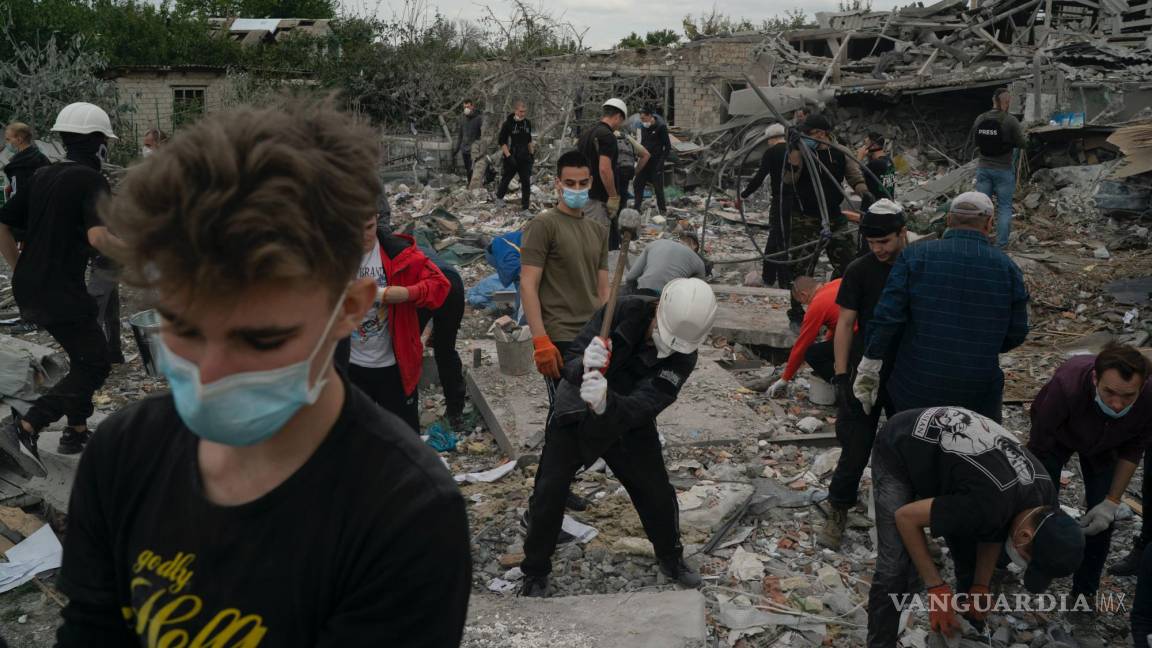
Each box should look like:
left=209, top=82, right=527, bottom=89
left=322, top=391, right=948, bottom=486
left=343, top=0, right=905, bottom=50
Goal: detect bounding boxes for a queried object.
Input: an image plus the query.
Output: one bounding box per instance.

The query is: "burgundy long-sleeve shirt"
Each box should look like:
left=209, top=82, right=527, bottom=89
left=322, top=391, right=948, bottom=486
left=1026, top=354, right=1152, bottom=471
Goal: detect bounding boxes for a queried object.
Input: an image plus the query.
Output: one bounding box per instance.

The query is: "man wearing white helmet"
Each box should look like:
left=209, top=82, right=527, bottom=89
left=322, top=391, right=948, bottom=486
left=520, top=277, right=717, bottom=597
left=577, top=98, right=628, bottom=231
left=738, top=122, right=800, bottom=289
left=0, top=102, right=124, bottom=473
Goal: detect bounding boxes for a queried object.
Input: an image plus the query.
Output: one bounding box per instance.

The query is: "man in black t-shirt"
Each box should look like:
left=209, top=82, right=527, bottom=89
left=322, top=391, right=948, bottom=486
left=867, top=407, right=1084, bottom=648
left=577, top=98, right=626, bottom=230
left=817, top=199, right=907, bottom=550
left=54, top=102, right=471, bottom=647
left=738, top=123, right=800, bottom=289
left=0, top=103, right=124, bottom=470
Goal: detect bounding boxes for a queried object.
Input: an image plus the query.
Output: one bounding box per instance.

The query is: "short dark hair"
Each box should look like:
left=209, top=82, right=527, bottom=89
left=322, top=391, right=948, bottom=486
left=867, top=131, right=885, bottom=148
left=641, top=105, right=656, bottom=116
left=1095, top=342, right=1150, bottom=382
left=993, top=87, right=1010, bottom=102
left=680, top=231, right=699, bottom=248
left=603, top=105, right=624, bottom=119
left=556, top=150, right=591, bottom=176
left=463, top=99, right=475, bottom=106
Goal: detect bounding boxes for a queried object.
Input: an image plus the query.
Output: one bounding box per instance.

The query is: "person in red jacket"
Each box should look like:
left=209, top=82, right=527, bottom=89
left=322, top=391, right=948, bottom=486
left=339, top=212, right=450, bottom=432
left=768, top=276, right=842, bottom=398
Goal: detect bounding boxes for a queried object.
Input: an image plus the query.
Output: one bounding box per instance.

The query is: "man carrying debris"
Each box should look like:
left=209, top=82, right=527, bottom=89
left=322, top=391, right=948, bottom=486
left=767, top=276, right=840, bottom=399
left=738, top=123, right=800, bottom=290
left=522, top=151, right=609, bottom=398
left=519, top=278, right=718, bottom=596
left=577, top=98, right=627, bottom=230
left=858, top=132, right=896, bottom=204
left=624, top=232, right=705, bottom=297
left=495, top=101, right=536, bottom=214
left=1025, top=343, right=1152, bottom=605
left=854, top=191, right=1029, bottom=423
left=0, top=103, right=123, bottom=470
left=972, top=87, right=1026, bottom=248
left=456, top=99, right=483, bottom=184
left=634, top=105, right=671, bottom=216
left=868, top=406, right=1084, bottom=647
left=818, top=200, right=908, bottom=550
left=55, top=101, right=471, bottom=646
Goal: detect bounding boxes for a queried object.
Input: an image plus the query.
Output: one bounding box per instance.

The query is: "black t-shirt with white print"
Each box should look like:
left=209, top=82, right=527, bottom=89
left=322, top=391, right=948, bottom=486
left=876, top=407, right=1056, bottom=542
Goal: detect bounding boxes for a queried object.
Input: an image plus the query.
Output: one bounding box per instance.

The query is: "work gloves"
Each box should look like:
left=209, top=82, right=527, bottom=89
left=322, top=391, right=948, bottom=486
left=1081, top=497, right=1120, bottom=536
left=533, top=336, right=562, bottom=379
left=583, top=336, right=612, bottom=372
left=767, top=378, right=789, bottom=399
left=606, top=195, right=621, bottom=214
left=852, top=357, right=883, bottom=415
left=965, top=584, right=992, bottom=624
left=926, top=583, right=963, bottom=638
left=581, top=371, right=608, bottom=415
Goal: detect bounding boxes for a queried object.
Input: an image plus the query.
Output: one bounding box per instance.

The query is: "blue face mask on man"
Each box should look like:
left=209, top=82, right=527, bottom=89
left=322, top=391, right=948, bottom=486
left=1095, top=390, right=1134, bottom=419
left=3, top=143, right=16, bottom=155
left=562, top=187, right=589, bottom=209
left=157, top=291, right=346, bottom=446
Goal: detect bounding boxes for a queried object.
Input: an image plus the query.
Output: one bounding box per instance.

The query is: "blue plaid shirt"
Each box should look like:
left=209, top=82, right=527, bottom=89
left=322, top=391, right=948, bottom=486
left=864, top=229, right=1029, bottom=411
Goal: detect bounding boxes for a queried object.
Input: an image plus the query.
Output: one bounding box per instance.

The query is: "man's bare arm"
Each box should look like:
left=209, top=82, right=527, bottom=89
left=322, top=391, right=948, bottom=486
left=521, top=264, right=548, bottom=339
left=834, top=307, right=858, bottom=375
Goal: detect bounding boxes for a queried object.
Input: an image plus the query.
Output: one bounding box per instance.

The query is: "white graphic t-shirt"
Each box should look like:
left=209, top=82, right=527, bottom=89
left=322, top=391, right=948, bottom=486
left=350, top=240, right=396, bottom=368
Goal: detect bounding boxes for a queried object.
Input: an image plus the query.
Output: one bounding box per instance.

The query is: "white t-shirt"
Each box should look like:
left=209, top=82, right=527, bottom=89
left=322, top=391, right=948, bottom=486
left=350, top=240, right=396, bottom=368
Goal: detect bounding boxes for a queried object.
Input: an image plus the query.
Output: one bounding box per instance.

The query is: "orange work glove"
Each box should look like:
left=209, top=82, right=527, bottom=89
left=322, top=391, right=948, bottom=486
left=927, top=584, right=963, bottom=638
left=533, top=335, right=562, bottom=379
left=965, top=584, right=992, bottom=623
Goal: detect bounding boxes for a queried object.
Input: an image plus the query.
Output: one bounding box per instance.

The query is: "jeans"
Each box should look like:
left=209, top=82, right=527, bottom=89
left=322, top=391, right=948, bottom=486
left=828, top=365, right=890, bottom=509
left=1132, top=548, right=1152, bottom=645
left=347, top=362, right=420, bottom=434
left=974, top=166, right=1016, bottom=247
left=25, top=319, right=112, bottom=430
left=521, top=418, right=682, bottom=577
left=87, top=264, right=123, bottom=362
left=418, top=271, right=467, bottom=419
left=1035, top=449, right=1115, bottom=595
left=496, top=155, right=533, bottom=210
left=868, top=445, right=924, bottom=648
left=633, top=158, right=667, bottom=213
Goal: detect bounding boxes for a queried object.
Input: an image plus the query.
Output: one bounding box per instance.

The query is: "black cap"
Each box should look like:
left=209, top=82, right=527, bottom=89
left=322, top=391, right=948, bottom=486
left=1023, top=509, right=1085, bottom=593
left=859, top=199, right=905, bottom=237
left=802, top=113, right=832, bottom=133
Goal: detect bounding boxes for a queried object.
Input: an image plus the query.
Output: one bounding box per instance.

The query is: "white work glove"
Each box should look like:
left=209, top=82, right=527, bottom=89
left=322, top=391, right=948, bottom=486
left=581, top=371, right=608, bottom=415
left=583, top=336, right=612, bottom=371
left=852, top=357, right=883, bottom=415
left=1080, top=498, right=1119, bottom=536
left=767, top=378, right=789, bottom=398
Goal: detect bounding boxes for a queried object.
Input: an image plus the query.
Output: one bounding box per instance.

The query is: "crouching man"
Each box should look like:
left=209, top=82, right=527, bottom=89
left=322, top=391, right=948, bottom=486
left=868, top=406, right=1084, bottom=648
left=54, top=102, right=472, bottom=646
left=519, top=278, right=717, bottom=596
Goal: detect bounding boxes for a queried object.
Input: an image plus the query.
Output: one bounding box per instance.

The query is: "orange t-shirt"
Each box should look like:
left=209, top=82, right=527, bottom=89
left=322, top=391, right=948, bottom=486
left=782, top=279, right=842, bottom=381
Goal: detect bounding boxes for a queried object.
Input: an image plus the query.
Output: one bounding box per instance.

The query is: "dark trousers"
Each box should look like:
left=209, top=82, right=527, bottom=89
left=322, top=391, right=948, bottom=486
left=1035, top=449, right=1116, bottom=595
left=761, top=196, right=797, bottom=290
left=462, top=150, right=474, bottom=184
left=418, top=272, right=467, bottom=419
left=803, top=340, right=836, bottom=383
left=829, top=384, right=889, bottom=509
left=1139, top=447, right=1152, bottom=548
left=868, top=446, right=924, bottom=648
left=496, top=156, right=533, bottom=210
left=1131, top=548, right=1152, bottom=643
left=25, top=318, right=111, bottom=430
left=347, top=362, right=420, bottom=434
left=521, top=420, right=682, bottom=577
left=633, top=159, right=667, bottom=213
left=87, top=265, right=123, bottom=361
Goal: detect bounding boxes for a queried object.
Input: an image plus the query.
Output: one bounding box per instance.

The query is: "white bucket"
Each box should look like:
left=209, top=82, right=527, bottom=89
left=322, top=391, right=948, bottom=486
left=809, top=377, right=836, bottom=405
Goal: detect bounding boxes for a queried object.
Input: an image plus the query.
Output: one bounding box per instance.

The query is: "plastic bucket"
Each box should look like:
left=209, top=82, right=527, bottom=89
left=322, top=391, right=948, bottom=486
left=495, top=337, right=534, bottom=376
left=128, top=309, right=162, bottom=377
left=809, top=377, right=836, bottom=406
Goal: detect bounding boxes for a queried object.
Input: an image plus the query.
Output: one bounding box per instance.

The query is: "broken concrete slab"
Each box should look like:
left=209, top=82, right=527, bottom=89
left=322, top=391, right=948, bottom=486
left=464, top=590, right=707, bottom=648
left=679, top=482, right=755, bottom=532
left=711, top=301, right=796, bottom=348
left=467, top=341, right=775, bottom=457
left=710, top=284, right=792, bottom=299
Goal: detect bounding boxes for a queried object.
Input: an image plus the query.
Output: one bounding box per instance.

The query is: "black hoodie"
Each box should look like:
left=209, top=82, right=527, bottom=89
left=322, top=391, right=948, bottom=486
left=3, top=145, right=50, bottom=202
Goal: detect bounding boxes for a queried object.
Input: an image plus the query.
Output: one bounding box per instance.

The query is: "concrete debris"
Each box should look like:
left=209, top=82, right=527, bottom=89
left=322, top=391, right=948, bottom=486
left=796, top=416, right=824, bottom=434
left=727, top=546, right=765, bottom=581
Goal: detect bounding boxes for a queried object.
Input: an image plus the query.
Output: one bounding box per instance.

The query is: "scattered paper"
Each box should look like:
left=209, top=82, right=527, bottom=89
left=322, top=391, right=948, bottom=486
left=0, top=524, right=63, bottom=594
left=454, top=460, right=518, bottom=484
left=487, top=577, right=517, bottom=594
left=561, top=515, right=598, bottom=543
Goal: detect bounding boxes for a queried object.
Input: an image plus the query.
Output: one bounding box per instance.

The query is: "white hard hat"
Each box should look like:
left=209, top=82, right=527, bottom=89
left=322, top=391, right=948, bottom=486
left=603, top=98, right=628, bottom=117
left=867, top=198, right=904, bottom=215
left=655, top=278, right=717, bottom=356
left=765, top=123, right=786, bottom=139
left=52, top=102, right=118, bottom=140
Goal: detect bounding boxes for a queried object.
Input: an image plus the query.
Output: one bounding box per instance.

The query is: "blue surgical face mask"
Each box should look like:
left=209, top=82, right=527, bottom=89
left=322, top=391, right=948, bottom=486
left=156, top=292, right=346, bottom=446
left=3, top=143, right=16, bottom=154
left=562, top=187, right=589, bottom=209
left=804, top=138, right=819, bottom=150
left=1095, top=390, right=1133, bottom=419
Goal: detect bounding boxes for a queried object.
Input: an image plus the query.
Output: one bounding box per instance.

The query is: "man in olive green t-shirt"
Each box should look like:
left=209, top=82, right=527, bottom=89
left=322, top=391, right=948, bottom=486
left=521, top=150, right=609, bottom=398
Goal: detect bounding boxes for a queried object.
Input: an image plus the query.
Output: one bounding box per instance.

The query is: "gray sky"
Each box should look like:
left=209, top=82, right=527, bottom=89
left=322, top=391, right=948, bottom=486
left=344, top=0, right=905, bottom=50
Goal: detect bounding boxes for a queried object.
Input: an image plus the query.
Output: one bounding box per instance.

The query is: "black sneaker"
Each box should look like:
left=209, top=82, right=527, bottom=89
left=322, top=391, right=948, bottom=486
left=58, top=428, right=92, bottom=455
left=659, top=557, right=702, bottom=588
left=565, top=492, right=590, bottom=512
left=0, top=414, right=47, bottom=478
left=1109, top=545, right=1145, bottom=576
left=518, top=574, right=551, bottom=598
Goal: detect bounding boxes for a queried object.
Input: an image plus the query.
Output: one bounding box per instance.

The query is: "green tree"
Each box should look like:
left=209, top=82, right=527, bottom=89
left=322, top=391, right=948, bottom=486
left=618, top=31, right=644, bottom=48
left=644, top=29, right=679, bottom=46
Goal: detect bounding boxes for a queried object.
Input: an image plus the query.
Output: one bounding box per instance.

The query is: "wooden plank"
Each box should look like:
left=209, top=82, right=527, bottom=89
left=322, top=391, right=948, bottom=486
left=768, top=432, right=839, bottom=447
left=975, top=26, right=1013, bottom=55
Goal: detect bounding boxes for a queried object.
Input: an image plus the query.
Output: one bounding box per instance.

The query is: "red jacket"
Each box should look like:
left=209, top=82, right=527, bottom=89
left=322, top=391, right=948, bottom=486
left=380, top=234, right=450, bottom=395
left=783, top=279, right=842, bottom=381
